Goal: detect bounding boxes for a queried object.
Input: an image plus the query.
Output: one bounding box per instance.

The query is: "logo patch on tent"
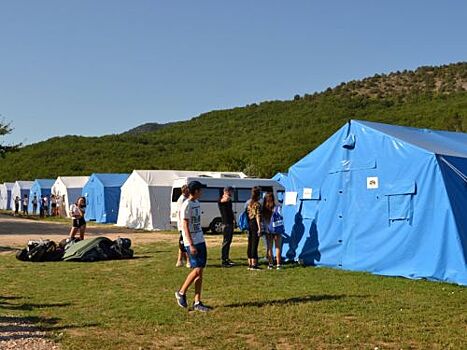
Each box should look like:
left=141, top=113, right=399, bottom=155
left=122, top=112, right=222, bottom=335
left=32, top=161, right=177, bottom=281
left=303, top=188, right=312, bottom=199
left=367, top=177, right=379, bottom=189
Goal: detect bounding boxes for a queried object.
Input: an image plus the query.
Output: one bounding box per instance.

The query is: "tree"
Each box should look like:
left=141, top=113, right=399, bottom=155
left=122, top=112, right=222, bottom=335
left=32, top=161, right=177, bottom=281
left=0, top=120, right=20, bottom=158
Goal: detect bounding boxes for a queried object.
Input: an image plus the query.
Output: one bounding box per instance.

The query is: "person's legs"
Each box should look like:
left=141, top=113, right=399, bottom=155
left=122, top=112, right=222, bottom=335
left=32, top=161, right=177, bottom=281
left=247, top=230, right=254, bottom=267
left=179, top=268, right=201, bottom=295
left=252, top=232, right=260, bottom=267
left=193, top=268, right=204, bottom=303
left=221, top=224, right=233, bottom=262
left=79, top=225, right=86, bottom=240
left=266, top=234, right=273, bottom=266
left=69, top=227, right=78, bottom=239
left=274, top=235, right=282, bottom=266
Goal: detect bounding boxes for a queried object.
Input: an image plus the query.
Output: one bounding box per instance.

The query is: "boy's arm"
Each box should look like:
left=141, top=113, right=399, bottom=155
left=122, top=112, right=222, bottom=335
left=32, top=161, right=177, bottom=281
left=183, top=218, right=197, bottom=254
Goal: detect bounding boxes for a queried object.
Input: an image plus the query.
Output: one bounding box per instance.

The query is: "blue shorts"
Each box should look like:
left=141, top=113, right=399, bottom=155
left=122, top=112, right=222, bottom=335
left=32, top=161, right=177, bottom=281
left=185, top=242, right=207, bottom=268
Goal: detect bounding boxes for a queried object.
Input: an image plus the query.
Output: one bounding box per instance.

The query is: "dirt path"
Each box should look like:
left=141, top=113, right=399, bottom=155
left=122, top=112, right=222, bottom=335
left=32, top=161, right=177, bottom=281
left=0, top=214, right=229, bottom=250
left=0, top=214, right=180, bottom=249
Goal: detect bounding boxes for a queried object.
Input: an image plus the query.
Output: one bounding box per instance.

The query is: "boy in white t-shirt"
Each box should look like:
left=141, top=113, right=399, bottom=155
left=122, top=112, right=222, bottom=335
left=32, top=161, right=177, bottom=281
left=175, top=181, right=211, bottom=312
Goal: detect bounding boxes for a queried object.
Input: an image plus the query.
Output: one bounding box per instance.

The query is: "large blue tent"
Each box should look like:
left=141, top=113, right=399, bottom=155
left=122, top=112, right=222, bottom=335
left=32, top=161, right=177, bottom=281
left=82, top=173, right=129, bottom=223
left=28, top=179, right=55, bottom=214
left=281, top=120, right=467, bottom=285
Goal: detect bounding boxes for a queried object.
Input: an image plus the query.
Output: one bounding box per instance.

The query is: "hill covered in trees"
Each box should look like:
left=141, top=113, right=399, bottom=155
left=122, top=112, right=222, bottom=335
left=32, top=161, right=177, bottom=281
left=1, top=62, right=466, bottom=182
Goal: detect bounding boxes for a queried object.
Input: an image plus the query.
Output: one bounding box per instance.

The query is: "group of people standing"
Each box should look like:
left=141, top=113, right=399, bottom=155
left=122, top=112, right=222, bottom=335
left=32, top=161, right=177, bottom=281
left=12, top=193, right=64, bottom=217
left=174, top=182, right=284, bottom=312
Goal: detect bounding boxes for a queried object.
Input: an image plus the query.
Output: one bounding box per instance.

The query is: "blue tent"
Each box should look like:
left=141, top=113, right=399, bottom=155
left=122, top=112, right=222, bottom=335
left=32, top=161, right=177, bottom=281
left=28, top=179, right=55, bottom=214
left=82, top=173, right=129, bottom=223
left=281, top=120, right=467, bottom=285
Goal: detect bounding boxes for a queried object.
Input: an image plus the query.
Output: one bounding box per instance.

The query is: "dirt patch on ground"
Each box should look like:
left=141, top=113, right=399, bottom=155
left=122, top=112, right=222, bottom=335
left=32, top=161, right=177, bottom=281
left=0, top=315, right=61, bottom=350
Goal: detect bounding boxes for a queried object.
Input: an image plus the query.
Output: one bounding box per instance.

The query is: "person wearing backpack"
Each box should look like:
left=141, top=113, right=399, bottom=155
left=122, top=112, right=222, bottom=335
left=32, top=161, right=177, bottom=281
left=246, top=186, right=262, bottom=270
left=69, top=196, right=87, bottom=241
left=263, top=192, right=283, bottom=270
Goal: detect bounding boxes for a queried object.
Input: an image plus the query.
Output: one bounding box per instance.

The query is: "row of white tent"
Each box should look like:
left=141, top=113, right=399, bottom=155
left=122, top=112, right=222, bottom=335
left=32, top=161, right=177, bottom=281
left=0, top=170, right=247, bottom=230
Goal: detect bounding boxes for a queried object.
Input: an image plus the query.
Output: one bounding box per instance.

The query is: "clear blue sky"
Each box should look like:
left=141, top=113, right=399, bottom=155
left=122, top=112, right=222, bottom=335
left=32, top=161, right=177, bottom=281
left=1, top=0, right=466, bottom=145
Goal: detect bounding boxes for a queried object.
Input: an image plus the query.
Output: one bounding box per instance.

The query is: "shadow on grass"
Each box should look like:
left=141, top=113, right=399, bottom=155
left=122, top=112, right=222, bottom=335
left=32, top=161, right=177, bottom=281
left=0, top=302, right=72, bottom=311
left=224, top=294, right=352, bottom=308
left=0, top=246, right=17, bottom=252
left=0, top=315, right=99, bottom=341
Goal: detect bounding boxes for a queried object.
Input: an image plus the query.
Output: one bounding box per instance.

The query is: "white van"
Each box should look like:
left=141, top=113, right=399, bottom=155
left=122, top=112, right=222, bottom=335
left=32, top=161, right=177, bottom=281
left=171, top=176, right=285, bottom=233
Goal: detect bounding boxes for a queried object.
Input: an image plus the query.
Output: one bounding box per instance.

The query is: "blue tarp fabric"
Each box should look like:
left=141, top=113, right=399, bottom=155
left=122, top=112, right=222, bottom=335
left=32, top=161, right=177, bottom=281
left=82, top=173, right=129, bottom=223
left=28, top=179, right=55, bottom=214
left=281, top=120, right=467, bottom=285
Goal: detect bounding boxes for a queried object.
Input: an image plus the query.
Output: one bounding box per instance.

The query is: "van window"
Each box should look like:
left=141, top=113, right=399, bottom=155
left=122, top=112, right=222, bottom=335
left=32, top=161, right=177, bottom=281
left=235, top=188, right=251, bottom=202
left=277, top=190, right=285, bottom=204
left=172, top=188, right=182, bottom=202
left=199, top=187, right=223, bottom=202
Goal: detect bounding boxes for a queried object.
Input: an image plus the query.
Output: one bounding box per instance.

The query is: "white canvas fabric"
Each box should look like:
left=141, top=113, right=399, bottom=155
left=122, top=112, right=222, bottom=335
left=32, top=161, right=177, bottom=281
left=51, top=176, right=89, bottom=217
left=0, top=182, right=14, bottom=210
left=10, top=181, right=34, bottom=209
left=117, top=170, right=247, bottom=230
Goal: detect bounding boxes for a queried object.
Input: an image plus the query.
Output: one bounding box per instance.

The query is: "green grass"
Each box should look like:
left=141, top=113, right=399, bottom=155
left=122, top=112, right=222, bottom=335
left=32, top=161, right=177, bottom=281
left=0, top=239, right=465, bottom=349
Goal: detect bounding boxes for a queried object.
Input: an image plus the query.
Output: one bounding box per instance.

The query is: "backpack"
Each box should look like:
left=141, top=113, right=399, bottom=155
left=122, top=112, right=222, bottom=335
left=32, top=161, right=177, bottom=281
left=237, top=209, right=250, bottom=231
left=16, top=240, right=63, bottom=262
left=268, top=206, right=285, bottom=234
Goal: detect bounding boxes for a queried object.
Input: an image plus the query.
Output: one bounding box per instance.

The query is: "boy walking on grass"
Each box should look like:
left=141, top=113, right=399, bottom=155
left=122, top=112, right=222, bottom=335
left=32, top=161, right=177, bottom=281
left=175, top=180, right=211, bottom=312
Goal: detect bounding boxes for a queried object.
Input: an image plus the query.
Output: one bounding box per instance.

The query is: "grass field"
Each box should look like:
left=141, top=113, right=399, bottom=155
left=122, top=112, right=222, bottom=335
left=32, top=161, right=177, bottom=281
left=0, top=236, right=466, bottom=349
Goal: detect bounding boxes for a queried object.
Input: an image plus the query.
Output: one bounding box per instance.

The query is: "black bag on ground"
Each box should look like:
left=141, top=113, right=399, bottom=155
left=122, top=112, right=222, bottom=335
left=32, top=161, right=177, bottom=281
left=16, top=240, right=63, bottom=262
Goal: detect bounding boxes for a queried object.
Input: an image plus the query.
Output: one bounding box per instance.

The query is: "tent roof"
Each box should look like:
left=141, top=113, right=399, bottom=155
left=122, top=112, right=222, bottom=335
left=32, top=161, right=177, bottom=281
left=90, top=173, right=130, bottom=187
left=15, top=181, right=34, bottom=189
left=2, top=182, right=14, bottom=190
left=34, top=179, right=56, bottom=188
left=57, top=176, right=89, bottom=188
left=133, top=170, right=247, bottom=186
left=355, top=120, right=467, bottom=158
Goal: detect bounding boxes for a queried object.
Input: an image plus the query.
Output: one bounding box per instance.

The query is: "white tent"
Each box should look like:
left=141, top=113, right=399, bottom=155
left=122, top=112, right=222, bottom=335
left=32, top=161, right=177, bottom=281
left=0, top=182, right=14, bottom=210
left=51, top=176, right=89, bottom=217
left=10, top=181, right=34, bottom=209
left=116, top=170, right=247, bottom=230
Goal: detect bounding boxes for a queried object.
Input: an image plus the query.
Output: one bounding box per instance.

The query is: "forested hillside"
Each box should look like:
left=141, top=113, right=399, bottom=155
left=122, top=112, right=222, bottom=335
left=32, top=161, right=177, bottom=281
left=1, top=63, right=466, bottom=182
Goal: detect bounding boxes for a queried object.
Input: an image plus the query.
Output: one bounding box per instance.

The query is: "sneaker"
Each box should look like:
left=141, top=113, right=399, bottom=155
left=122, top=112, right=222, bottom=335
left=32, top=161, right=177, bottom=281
left=267, top=264, right=274, bottom=270
left=176, top=261, right=184, bottom=267
left=221, top=260, right=234, bottom=267
left=193, top=301, right=211, bottom=312
left=250, top=265, right=261, bottom=270
left=175, top=291, right=187, bottom=308
left=276, top=265, right=282, bottom=270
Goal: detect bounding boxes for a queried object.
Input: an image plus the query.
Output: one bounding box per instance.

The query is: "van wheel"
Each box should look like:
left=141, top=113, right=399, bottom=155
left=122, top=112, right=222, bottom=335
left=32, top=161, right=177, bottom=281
left=209, top=218, right=223, bottom=234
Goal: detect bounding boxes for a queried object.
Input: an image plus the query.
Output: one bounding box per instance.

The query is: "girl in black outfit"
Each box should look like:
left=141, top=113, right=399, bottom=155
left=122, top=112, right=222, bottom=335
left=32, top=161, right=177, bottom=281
left=69, top=196, right=86, bottom=241
left=247, top=187, right=262, bottom=270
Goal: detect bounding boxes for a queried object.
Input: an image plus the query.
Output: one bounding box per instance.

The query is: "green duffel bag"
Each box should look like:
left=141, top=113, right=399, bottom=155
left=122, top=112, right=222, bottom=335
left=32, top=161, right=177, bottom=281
left=62, top=237, right=113, bottom=262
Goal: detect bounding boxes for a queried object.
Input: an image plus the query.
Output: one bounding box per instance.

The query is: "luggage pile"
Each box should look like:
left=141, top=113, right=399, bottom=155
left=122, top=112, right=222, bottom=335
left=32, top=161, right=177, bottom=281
left=16, top=237, right=134, bottom=262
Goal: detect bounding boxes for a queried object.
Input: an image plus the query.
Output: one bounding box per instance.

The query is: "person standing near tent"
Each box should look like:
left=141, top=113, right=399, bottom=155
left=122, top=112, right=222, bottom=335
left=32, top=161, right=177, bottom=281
left=42, top=195, right=49, bottom=217
left=69, top=196, right=86, bottom=241
left=22, top=194, right=29, bottom=215
left=14, top=196, right=20, bottom=216
left=32, top=194, right=38, bottom=215
left=247, top=186, right=262, bottom=270
left=176, top=185, right=190, bottom=267
left=218, top=186, right=235, bottom=267
left=263, top=192, right=282, bottom=269
left=175, top=180, right=211, bottom=312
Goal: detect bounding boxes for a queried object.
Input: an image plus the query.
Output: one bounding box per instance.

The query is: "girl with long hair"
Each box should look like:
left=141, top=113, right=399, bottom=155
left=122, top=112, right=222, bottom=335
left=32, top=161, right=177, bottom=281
left=263, top=192, right=282, bottom=269
left=247, top=186, right=262, bottom=270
